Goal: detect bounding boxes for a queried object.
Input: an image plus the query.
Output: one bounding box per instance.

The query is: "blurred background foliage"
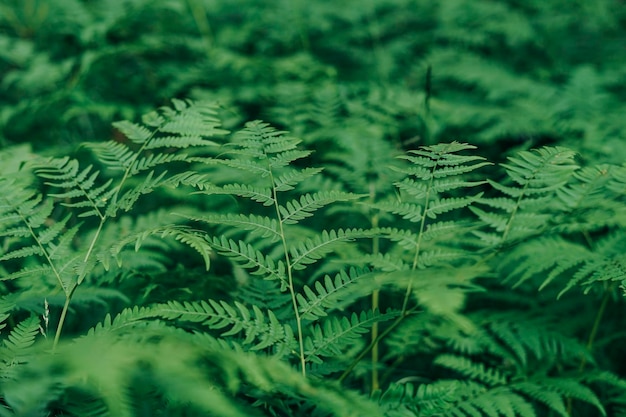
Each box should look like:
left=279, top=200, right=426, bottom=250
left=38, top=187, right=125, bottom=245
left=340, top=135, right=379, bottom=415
left=1, top=0, right=625, bottom=162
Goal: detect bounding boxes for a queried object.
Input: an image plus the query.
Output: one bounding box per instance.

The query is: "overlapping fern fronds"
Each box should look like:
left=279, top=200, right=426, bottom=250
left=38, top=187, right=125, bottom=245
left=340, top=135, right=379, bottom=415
left=0, top=99, right=228, bottom=347
left=164, top=120, right=393, bottom=375
left=471, top=146, right=579, bottom=248
left=3, top=95, right=626, bottom=416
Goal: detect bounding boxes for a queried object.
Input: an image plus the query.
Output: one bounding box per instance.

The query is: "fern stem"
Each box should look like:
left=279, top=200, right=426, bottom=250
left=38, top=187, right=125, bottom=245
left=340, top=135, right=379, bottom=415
left=55, top=125, right=157, bottom=344
left=84, top=219, right=104, bottom=263
left=370, top=180, right=380, bottom=392
left=270, top=171, right=307, bottom=377
left=401, top=162, right=436, bottom=314
left=583, top=287, right=611, bottom=365
left=53, top=285, right=76, bottom=350
left=501, top=186, right=526, bottom=244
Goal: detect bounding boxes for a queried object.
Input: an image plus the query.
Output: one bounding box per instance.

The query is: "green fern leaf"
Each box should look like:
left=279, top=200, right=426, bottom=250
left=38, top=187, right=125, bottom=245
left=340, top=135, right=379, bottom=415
left=379, top=380, right=460, bottom=416
left=180, top=213, right=281, bottom=241
left=112, top=120, right=152, bottom=144
left=278, top=191, right=362, bottom=225
left=0, top=265, right=52, bottom=282
left=88, top=306, right=158, bottom=336
left=208, top=236, right=287, bottom=281
left=84, top=141, right=135, bottom=172
left=503, top=147, right=578, bottom=188
left=296, top=267, right=380, bottom=321
left=106, top=170, right=167, bottom=217
left=435, top=354, right=508, bottom=386
left=217, top=158, right=271, bottom=177
left=0, top=245, right=44, bottom=261
left=153, top=300, right=294, bottom=351
left=425, top=194, right=483, bottom=219
left=273, top=167, right=324, bottom=191
left=289, top=228, right=372, bottom=270
left=108, top=225, right=213, bottom=271
left=472, top=147, right=579, bottom=246
left=1, top=315, right=41, bottom=363
left=304, top=309, right=399, bottom=364
left=195, top=183, right=275, bottom=206
left=369, top=200, right=423, bottom=222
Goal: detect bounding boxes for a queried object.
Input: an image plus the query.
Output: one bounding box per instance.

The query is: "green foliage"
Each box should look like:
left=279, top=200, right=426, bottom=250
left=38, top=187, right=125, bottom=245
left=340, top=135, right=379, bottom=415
left=2, top=1, right=626, bottom=416
left=1, top=97, right=626, bottom=416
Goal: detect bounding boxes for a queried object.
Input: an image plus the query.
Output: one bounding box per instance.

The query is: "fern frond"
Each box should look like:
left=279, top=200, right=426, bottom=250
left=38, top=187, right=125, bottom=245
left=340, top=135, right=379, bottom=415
left=462, top=389, right=534, bottom=417
left=378, top=380, right=460, bottom=416
left=289, top=228, right=372, bottom=270
left=107, top=225, right=212, bottom=271
left=369, top=200, right=423, bottom=222
left=87, top=306, right=159, bottom=336
left=473, top=146, right=579, bottom=246
left=35, top=158, right=114, bottom=219
left=0, top=265, right=52, bottom=282
left=194, top=183, right=275, bottom=206
left=112, top=120, right=152, bottom=145
left=180, top=213, right=281, bottom=241
left=278, top=191, right=362, bottom=225
left=502, top=147, right=579, bottom=188
left=425, top=194, right=484, bottom=219
left=84, top=141, right=136, bottom=171
left=500, top=236, right=590, bottom=290
left=217, top=158, right=271, bottom=177
left=0, top=178, right=84, bottom=292
left=0, top=245, right=44, bottom=261
left=514, top=378, right=606, bottom=416
left=435, top=354, right=508, bottom=386
left=304, top=309, right=399, bottom=364
left=156, top=98, right=229, bottom=137
left=105, top=170, right=167, bottom=217
left=153, top=300, right=295, bottom=351
left=0, top=315, right=41, bottom=365
left=396, top=142, right=490, bottom=175
left=554, top=164, right=626, bottom=232
left=273, top=167, right=324, bottom=191
left=269, top=149, right=314, bottom=170
left=127, top=153, right=190, bottom=176
left=296, top=267, right=380, bottom=321
left=486, top=318, right=593, bottom=370
left=208, top=236, right=286, bottom=281
left=229, top=120, right=312, bottom=170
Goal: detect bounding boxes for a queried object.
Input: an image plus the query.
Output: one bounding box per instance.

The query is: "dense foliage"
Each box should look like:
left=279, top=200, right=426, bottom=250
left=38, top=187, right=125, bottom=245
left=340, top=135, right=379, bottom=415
left=1, top=0, right=626, bottom=416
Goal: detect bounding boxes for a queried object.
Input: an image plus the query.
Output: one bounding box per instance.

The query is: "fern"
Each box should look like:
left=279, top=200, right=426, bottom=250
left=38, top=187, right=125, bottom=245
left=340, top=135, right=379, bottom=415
left=3, top=94, right=626, bottom=416
left=172, top=120, right=390, bottom=377
left=304, top=309, right=400, bottom=365
left=151, top=300, right=295, bottom=353
left=296, top=267, right=380, bottom=321
left=472, top=146, right=579, bottom=247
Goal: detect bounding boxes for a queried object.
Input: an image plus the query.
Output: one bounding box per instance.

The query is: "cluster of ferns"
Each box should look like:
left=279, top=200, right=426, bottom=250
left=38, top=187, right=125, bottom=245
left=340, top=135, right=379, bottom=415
left=0, top=99, right=625, bottom=417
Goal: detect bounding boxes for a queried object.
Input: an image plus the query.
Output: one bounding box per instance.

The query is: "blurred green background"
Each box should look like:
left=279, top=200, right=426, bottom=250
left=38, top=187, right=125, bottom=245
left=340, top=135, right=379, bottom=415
left=2, top=0, right=625, bottom=163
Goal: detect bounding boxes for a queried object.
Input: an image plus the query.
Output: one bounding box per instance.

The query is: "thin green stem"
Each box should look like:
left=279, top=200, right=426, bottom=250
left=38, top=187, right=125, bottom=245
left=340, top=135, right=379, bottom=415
left=345, top=156, right=438, bottom=385
left=501, top=184, right=528, bottom=244
left=369, top=180, right=380, bottom=392
left=269, top=170, right=307, bottom=377
left=581, top=287, right=611, bottom=368
left=53, top=285, right=76, bottom=350
left=53, top=122, right=158, bottom=345
left=401, top=164, right=436, bottom=314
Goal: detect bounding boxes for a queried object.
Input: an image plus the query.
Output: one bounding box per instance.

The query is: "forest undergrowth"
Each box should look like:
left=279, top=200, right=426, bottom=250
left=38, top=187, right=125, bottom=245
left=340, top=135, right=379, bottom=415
left=1, top=0, right=626, bottom=416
